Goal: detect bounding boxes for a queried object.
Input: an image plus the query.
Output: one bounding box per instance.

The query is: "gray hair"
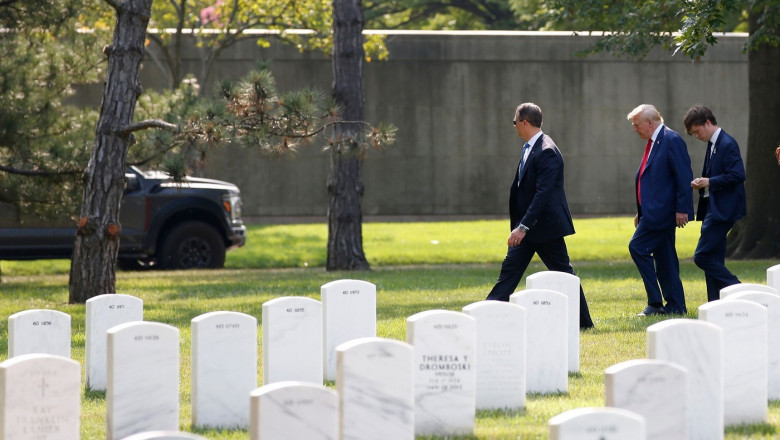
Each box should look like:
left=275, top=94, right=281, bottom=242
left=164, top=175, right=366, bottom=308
left=627, top=104, right=664, bottom=124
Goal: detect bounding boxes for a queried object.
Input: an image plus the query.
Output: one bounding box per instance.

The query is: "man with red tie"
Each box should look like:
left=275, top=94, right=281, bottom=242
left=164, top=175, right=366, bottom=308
left=685, top=105, right=746, bottom=302
left=627, top=104, right=694, bottom=316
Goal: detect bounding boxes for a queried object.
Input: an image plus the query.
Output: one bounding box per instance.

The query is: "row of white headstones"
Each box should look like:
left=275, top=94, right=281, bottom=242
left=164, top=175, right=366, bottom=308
left=2, top=264, right=780, bottom=440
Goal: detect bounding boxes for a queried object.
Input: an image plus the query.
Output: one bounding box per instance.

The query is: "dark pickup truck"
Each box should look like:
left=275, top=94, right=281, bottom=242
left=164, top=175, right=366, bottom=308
left=0, top=167, right=246, bottom=269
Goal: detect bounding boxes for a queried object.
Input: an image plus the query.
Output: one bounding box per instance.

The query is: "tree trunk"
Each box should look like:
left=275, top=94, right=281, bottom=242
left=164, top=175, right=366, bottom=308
left=327, top=0, right=370, bottom=271
left=726, top=13, right=780, bottom=259
left=68, top=0, right=152, bottom=303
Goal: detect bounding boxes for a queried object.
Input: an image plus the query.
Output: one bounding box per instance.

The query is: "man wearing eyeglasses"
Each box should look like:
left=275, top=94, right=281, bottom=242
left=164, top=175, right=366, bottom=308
left=486, top=102, right=594, bottom=330
left=627, top=104, right=694, bottom=316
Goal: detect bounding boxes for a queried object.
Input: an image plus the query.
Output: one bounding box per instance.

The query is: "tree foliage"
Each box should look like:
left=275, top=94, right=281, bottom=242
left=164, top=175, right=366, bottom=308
left=0, top=0, right=106, bottom=220
left=145, top=0, right=387, bottom=92
left=363, top=0, right=550, bottom=30
left=544, top=0, right=780, bottom=259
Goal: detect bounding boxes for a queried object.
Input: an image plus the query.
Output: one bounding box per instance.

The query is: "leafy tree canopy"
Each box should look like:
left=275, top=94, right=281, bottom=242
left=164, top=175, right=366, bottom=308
left=542, top=0, right=773, bottom=59
left=144, top=0, right=387, bottom=91
left=0, top=0, right=106, bottom=220
left=363, top=0, right=548, bottom=30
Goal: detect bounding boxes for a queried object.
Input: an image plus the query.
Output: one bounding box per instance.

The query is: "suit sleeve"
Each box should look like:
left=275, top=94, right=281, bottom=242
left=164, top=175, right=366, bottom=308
left=520, top=148, right=560, bottom=228
left=668, top=136, right=694, bottom=218
left=709, top=138, right=746, bottom=191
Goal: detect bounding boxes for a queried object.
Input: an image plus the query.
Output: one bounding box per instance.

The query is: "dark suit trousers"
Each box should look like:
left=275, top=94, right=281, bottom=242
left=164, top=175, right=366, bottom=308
left=486, top=237, right=594, bottom=328
left=628, top=220, right=687, bottom=313
left=694, top=207, right=740, bottom=301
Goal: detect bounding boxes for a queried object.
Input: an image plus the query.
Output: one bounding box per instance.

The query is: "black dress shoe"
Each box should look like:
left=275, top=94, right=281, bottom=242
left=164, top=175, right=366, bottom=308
left=637, top=305, right=666, bottom=316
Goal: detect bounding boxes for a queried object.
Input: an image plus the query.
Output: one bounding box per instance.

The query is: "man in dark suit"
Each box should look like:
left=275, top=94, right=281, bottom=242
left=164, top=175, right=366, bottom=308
left=684, top=105, right=746, bottom=301
left=486, top=102, right=594, bottom=329
left=627, top=104, right=694, bottom=316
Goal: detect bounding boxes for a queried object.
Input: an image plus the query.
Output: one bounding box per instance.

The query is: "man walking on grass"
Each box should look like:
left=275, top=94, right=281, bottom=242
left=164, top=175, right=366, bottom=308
left=486, top=102, right=594, bottom=329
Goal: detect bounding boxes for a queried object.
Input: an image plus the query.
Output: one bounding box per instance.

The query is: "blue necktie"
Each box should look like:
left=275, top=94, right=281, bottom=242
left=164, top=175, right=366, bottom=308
left=518, top=143, right=531, bottom=178
left=704, top=141, right=713, bottom=177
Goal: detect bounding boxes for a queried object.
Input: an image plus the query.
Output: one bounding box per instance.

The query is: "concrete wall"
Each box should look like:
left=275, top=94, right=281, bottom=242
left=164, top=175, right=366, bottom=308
left=137, top=31, right=749, bottom=219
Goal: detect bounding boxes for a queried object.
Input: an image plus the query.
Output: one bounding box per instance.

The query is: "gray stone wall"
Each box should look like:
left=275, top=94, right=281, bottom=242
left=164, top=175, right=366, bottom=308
left=127, top=31, right=751, bottom=218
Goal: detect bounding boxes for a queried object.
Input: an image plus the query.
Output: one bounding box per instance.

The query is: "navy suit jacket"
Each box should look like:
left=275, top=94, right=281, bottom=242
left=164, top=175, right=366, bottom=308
left=509, top=133, right=575, bottom=243
left=635, top=125, right=694, bottom=229
left=697, top=130, right=746, bottom=222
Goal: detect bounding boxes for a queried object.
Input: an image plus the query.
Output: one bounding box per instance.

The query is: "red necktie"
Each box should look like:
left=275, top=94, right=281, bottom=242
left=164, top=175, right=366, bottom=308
left=637, top=139, right=652, bottom=204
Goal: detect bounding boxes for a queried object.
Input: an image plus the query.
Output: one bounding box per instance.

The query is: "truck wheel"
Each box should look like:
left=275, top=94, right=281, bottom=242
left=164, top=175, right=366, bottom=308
left=158, top=221, right=226, bottom=269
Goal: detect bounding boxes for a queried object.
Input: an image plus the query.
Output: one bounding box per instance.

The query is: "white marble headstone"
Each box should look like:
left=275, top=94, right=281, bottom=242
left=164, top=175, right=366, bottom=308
left=647, top=319, right=723, bottom=440
left=85, top=293, right=143, bottom=391
left=321, top=280, right=376, bottom=381
left=768, top=264, right=780, bottom=293
left=526, top=271, right=581, bottom=372
left=120, top=432, right=208, bottom=440
left=720, top=282, right=777, bottom=299
left=336, top=337, right=414, bottom=440
left=725, top=291, right=780, bottom=399
left=249, top=381, right=338, bottom=440
left=462, top=300, right=526, bottom=409
left=406, top=310, right=476, bottom=437
left=510, top=289, right=568, bottom=393
left=106, top=321, right=180, bottom=440
left=605, top=359, right=687, bottom=440
left=699, top=299, right=768, bottom=425
left=262, top=296, right=323, bottom=384
left=191, top=311, right=257, bottom=429
left=0, top=354, right=80, bottom=440
left=549, top=407, right=646, bottom=440
left=8, top=309, right=71, bottom=358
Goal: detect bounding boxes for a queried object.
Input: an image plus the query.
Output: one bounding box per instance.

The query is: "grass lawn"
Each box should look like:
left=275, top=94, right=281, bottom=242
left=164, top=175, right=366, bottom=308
left=0, top=217, right=778, bottom=439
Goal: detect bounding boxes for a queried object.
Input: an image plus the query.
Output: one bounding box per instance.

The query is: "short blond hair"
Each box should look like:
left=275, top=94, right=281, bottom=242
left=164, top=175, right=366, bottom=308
left=627, top=104, right=664, bottom=124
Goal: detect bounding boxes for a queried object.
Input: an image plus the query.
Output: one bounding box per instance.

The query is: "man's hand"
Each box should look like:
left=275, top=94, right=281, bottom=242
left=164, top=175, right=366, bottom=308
left=634, top=213, right=639, bottom=228
left=691, top=177, right=710, bottom=190
left=676, top=212, right=689, bottom=228
left=507, top=228, right=526, bottom=247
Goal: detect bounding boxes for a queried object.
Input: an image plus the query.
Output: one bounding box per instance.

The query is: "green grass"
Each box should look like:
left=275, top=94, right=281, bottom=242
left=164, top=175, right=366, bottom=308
left=0, top=217, right=777, bottom=439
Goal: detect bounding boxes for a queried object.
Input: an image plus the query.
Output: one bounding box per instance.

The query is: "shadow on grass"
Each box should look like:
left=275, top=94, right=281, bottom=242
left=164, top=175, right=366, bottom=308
left=84, top=389, right=106, bottom=401
left=478, top=407, right=527, bottom=418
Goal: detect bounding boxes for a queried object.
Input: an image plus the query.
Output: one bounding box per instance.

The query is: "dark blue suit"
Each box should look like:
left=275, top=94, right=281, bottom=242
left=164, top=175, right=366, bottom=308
left=628, top=125, right=694, bottom=314
left=693, top=129, right=746, bottom=301
left=487, top=133, right=593, bottom=328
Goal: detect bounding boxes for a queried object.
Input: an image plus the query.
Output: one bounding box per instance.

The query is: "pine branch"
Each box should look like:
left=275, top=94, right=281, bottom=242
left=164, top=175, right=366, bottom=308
left=119, top=119, right=180, bottom=136
left=0, top=164, right=82, bottom=177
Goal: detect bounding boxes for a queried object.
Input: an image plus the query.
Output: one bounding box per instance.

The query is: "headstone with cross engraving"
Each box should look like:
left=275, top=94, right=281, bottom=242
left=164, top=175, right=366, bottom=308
left=0, top=353, right=81, bottom=440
